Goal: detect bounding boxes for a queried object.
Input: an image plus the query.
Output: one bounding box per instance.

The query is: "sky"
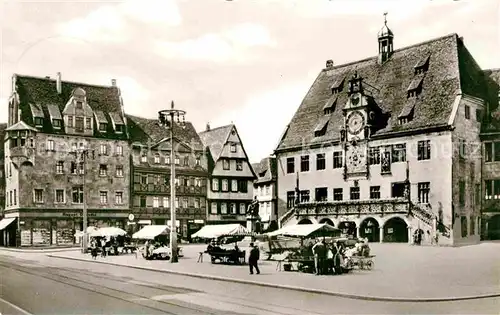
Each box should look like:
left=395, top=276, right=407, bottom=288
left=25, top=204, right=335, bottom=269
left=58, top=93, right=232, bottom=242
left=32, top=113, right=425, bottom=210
left=0, top=0, right=499, bottom=163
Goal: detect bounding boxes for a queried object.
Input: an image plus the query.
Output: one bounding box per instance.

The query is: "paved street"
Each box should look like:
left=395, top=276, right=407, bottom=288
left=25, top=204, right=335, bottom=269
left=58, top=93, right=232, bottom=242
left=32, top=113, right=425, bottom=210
left=0, top=243, right=499, bottom=314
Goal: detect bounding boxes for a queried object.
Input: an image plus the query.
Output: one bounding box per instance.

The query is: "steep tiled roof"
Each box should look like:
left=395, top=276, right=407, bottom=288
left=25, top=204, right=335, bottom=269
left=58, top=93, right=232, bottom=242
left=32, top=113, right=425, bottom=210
left=482, top=69, right=500, bottom=133
left=276, top=34, right=488, bottom=151
left=198, top=124, right=233, bottom=161
left=126, top=114, right=204, bottom=151
left=253, top=156, right=277, bottom=184
left=14, top=74, right=126, bottom=139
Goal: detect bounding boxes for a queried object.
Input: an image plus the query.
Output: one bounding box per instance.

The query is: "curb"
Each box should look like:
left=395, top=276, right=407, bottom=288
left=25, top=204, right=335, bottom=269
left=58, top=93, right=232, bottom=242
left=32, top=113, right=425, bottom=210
left=47, top=254, right=500, bottom=303
left=0, top=248, right=79, bottom=253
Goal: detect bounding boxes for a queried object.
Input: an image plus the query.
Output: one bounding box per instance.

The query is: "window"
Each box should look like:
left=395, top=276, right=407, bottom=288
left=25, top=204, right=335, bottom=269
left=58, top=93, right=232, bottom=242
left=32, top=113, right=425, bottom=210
left=141, top=154, right=147, bottom=163
left=221, top=203, right=227, bottom=214
left=287, top=191, right=295, bottom=209
left=85, top=117, right=92, bottom=129
left=417, top=140, right=431, bottom=160
left=70, top=162, right=77, bottom=174
left=328, top=188, right=341, bottom=202
left=461, top=216, right=468, bottom=238
left=196, top=156, right=201, bottom=166
left=333, top=151, right=343, bottom=168
left=350, top=187, right=360, bottom=200
left=300, top=155, right=309, bottom=172
left=370, top=186, right=381, bottom=199
left=47, top=140, right=55, bottom=151
left=230, top=203, right=237, bottom=214
left=163, top=197, right=169, bottom=208
left=100, top=144, right=108, bottom=155
left=100, top=191, right=108, bottom=204
left=238, top=180, right=248, bottom=193
left=380, top=149, right=391, bottom=173
left=76, top=101, right=83, bottom=109
left=32, top=189, right=43, bottom=203
left=459, top=181, right=465, bottom=205
left=116, top=124, right=125, bottom=133
left=165, top=156, right=171, bottom=164
left=236, top=160, right=243, bottom=171
left=99, top=123, right=107, bottom=131
left=13, top=189, right=16, bottom=205
left=223, top=159, right=230, bottom=170
left=175, top=197, right=180, bottom=208
left=115, top=192, right=123, bottom=205
left=300, top=190, right=310, bottom=203
left=495, top=142, right=500, bottom=162
left=470, top=216, right=476, bottom=235
left=212, top=178, right=219, bottom=191
left=34, top=117, right=43, bottom=126
left=175, top=178, right=180, bottom=186
left=392, top=144, right=406, bottom=162
left=222, top=179, right=229, bottom=191
left=286, top=157, right=295, bottom=174
left=485, top=143, right=493, bottom=162
left=153, top=197, right=159, bottom=208
left=56, top=161, right=64, bottom=174
left=72, top=143, right=77, bottom=152
left=476, top=109, right=482, bottom=122
left=315, top=187, right=328, bottom=202
left=418, top=182, right=430, bottom=203
left=316, top=153, right=326, bottom=170
left=53, top=119, right=62, bottom=129
left=211, top=202, right=217, bottom=214
left=458, top=139, right=466, bottom=159
left=68, top=116, right=74, bottom=128
left=55, top=189, right=65, bottom=203
left=230, top=143, right=237, bottom=153
left=140, top=196, right=146, bottom=207
left=72, top=186, right=84, bottom=204
left=194, top=198, right=200, bottom=208
left=99, top=164, right=107, bottom=176
left=494, top=179, right=500, bottom=199
left=141, top=175, right=148, bottom=185
left=239, top=203, right=246, bottom=214
left=116, top=165, right=123, bottom=177
left=392, top=182, right=406, bottom=198
left=265, top=185, right=270, bottom=195
left=464, top=105, right=470, bottom=119
left=175, top=157, right=180, bottom=165
left=75, top=117, right=84, bottom=131
left=116, top=145, right=123, bottom=156
left=231, top=179, right=238, bottom=192
left=184, top=156, right=189, bottom=166
left=368, top=147, right=380, bottom=165
left=475, top=183, right=481, bottom=205
left=154, top=154, right=160, bottom=164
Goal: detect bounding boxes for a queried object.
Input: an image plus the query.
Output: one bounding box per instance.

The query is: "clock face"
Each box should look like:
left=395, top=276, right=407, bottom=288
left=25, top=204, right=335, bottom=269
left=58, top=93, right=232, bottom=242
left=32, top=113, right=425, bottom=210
left=347, top=111, right=365, bottom=135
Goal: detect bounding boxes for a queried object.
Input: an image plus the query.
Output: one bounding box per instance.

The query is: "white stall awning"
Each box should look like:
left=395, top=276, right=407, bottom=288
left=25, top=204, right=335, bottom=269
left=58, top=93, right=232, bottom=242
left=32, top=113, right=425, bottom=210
left=132, top=225, right=170, bottom=240
left=0, top=218, right=16, bottom=230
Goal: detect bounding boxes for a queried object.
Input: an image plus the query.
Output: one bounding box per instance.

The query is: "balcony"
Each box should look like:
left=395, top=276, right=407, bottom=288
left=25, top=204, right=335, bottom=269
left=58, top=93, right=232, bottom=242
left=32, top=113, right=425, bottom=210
left=9, top=146, right=35, bottom=166
left=294, top=198, right=411, bottom=217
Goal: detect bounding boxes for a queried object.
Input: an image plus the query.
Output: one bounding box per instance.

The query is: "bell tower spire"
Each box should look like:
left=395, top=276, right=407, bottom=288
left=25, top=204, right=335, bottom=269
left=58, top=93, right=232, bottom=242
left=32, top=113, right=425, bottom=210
left=378, top=12, right=394, bottom=64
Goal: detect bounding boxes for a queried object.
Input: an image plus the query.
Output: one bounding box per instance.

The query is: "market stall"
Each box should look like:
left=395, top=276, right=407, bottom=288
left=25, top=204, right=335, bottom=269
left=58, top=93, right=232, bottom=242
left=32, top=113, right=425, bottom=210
left=89, top=227, right=129, bottom=256
left=132, top=225, right=183, bottom=260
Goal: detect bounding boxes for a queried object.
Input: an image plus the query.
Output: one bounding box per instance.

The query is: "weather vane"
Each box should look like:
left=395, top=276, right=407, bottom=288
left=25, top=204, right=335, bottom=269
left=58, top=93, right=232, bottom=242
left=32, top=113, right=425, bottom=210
left=384, top=12, right=388, bottom=24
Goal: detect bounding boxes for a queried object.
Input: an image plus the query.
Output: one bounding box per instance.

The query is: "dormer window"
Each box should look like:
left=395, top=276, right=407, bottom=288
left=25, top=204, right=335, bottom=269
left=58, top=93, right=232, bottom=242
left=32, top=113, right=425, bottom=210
left=398, top=98, right=417, bottom=125
left=75, top=117, right=84, bottom=132
left=414, top=55, right=430, bottom=75
left=76, top=101, right=83, bottom=109
left=323, top=96, right=337, bottom=115
left=52, top=119, right=62, bottom=129
left=99, top=123, right=107, bottom=132
left=330, top=77, right=345, bottom=95
left=314, top=117, right=329, bottom=137
left=407, top=76, right=424, bottom=98
left=34, top=117, right=43, bottom=127
left=85, top=117, right=92, bottom=129
left=115, top=124, right=125, bottom=133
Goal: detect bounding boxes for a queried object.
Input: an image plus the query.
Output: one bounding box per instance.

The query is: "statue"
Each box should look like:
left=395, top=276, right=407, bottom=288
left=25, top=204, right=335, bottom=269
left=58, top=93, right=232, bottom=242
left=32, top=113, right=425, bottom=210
left=246, top=197, right=260, bottom=217
left=294, top=187, right=300, bottom=206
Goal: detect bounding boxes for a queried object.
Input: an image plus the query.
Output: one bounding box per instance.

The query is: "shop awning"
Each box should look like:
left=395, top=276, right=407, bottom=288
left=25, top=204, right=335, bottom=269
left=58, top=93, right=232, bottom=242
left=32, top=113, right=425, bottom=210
left=267, top=223, right=339, bottom=238
left=191, top=224, right=252, bottom=239
left=0, top=218, right=16, bottom=231
left=132, top=225, right=170, bottom=240
left=89, top=227, right=127, bottom=237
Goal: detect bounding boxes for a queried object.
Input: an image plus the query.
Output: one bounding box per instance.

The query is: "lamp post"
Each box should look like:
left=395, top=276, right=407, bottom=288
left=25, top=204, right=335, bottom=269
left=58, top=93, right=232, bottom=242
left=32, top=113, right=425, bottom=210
left=78, top=148, right=89, bottom=253
left=158, top=101, right=186, bottom=263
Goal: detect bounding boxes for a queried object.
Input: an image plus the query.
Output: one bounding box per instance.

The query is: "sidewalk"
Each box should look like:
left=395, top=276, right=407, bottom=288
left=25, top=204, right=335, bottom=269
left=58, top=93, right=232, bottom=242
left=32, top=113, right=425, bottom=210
left=0, top=246, right=80, bottom=253
left=45, top=242, right=500, bottom=301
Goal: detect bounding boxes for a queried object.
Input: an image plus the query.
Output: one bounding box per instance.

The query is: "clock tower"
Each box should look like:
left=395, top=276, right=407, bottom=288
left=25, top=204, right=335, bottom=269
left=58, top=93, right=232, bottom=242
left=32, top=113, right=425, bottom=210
left=342, top=72, right=372, bottom=178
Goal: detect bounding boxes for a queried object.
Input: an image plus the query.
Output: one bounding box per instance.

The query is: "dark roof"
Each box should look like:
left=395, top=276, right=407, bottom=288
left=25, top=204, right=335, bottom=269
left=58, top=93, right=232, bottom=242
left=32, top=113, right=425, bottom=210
left=253, top=156, right=277, bottom=184
left=198, top=124, right=233, bottom=161
left=0, top=123, right=7, bottom=157
left=482, top=68, right=500, bottom=133
left=276, top=34, right=491, bottom=151
left=14, top=74, right=127, bottom=139
left=126, top=114, right=204, bottom=151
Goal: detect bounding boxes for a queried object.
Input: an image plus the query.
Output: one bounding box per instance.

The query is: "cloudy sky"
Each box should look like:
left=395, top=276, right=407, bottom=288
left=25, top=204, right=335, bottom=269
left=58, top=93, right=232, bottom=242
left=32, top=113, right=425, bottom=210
left=1, top=0, right=499, bottom=162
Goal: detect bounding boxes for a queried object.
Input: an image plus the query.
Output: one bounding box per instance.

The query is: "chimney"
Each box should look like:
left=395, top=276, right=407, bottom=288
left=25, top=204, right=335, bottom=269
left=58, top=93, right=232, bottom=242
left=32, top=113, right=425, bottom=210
left=206, top=122, right=210, bottom=131
left=111, top=79, right=117, bottom=87
left=56, top=72, right=62, bottom=94
left=326, top=60, right=334, bottom=69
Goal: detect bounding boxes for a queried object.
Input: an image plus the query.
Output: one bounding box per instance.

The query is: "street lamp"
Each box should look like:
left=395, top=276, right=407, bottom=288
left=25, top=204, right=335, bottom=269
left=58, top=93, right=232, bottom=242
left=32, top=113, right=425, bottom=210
left=77, top=148, right=89, bottom=253
left=158, top=100, right=186, bottom=263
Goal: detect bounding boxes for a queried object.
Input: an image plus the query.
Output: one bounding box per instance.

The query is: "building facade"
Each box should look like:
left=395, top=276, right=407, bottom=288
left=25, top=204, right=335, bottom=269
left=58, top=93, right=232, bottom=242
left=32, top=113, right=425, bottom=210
left=3, top=74, right=131, bottom=246
left=480, top=69, right=500, bottom=240
left=127, top=115, right=209, bottom=241
left=275, top=21, right=497, bottom=246
left=252, top=157, right=282, bottom=232
left=199, top=124, right=256, bottom=225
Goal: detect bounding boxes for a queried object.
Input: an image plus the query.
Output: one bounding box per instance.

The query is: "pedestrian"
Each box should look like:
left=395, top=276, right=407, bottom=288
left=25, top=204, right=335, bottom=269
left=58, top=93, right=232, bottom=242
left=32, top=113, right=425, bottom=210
left=249, top=242, right=260, bottom=275
left=312, top=239, right=326, bottom=275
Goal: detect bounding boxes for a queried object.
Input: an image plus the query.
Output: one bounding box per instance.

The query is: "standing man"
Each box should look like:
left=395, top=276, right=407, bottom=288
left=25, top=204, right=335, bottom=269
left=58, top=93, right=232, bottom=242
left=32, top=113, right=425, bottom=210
left=312, top=239, right=326, bottom=275
left=249, top=242, right=260, bottom=275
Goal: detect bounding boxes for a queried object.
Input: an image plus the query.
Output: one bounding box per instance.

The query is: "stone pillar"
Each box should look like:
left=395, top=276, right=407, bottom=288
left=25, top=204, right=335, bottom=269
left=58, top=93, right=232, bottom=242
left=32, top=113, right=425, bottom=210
left=379, top=227, right=384, bottom=243
left=407, top=226, right=413, bottom=245
left=246, top=215, right=261, bottom=234
left=356, top=226, right=360, bottom=239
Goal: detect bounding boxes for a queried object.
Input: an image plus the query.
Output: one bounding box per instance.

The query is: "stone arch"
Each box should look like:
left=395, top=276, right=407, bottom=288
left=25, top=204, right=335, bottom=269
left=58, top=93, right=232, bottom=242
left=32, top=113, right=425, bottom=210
left=486, top=214, right=500, bottom=240
left=383, top=216, right=408, bottom=243
left=297, top=218, right=313, bottom=225
left=338, top=221, right=356, bottom=237
left=359, top=217, right=380, bottom=242
left=319, top=218, right=334, bottom=226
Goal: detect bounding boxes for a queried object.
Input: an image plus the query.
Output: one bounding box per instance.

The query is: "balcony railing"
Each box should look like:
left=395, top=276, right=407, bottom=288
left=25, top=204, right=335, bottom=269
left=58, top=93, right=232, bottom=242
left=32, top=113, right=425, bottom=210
left=294, top=198, right=411, bottom=217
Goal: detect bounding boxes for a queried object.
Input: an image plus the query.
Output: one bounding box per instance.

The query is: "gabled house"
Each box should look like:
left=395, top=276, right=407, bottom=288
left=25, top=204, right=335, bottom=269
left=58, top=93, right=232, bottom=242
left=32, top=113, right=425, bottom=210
left=252, top=156, right=282, bottom=232
left=199, top=124, right=256, bottom=225
left=3, top=73, right=130, bottom=246
left=127, top=115, right=209, bottom=240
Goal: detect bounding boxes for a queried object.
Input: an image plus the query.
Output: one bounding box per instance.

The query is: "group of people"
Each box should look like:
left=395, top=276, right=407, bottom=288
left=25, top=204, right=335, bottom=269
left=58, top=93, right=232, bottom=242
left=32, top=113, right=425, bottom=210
left=311, top=238, right=371, bottom=275
left=205, top=239, right=261, bottom=274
